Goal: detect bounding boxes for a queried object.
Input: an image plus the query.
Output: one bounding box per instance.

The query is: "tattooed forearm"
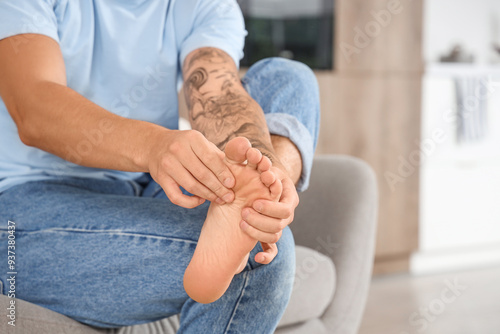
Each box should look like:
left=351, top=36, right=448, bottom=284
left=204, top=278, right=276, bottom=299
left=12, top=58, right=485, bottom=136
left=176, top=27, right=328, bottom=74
left=185, top=48, right=229, bottom=72
left=184, top=68, right=208, bottom=110
left=183, top=48, right=275, bottom=160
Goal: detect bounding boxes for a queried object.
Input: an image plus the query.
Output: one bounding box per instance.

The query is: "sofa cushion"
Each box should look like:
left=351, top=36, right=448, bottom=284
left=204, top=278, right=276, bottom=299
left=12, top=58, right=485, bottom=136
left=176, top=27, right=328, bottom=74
left=0, top=294, right=105, bottom=334
left=277, top=246, right=336, bottom=328
left=275, top=318, right=329, bottom=334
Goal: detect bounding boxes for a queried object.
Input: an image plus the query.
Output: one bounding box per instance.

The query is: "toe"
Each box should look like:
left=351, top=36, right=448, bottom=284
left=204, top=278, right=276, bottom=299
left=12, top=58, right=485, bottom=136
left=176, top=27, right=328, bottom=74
left=224, top=137, right=251, bottom=164
left=246, top=148, right=262, bottom=168
left=257, top=156, right=272, bottom=173
left=261, top=170, right=276, bottom=187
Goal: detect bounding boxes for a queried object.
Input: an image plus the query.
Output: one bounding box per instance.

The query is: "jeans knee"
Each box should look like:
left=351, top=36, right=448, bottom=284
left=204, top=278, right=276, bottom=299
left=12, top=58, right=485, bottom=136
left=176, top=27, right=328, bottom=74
left=248, top=57, right=319, bottom=97
left=273, top=58, right=318, bottom=90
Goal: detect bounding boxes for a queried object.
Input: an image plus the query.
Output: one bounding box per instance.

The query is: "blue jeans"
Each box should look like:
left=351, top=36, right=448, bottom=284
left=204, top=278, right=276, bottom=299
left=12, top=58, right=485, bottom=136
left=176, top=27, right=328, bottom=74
left=0, top=58, right=320, bottom=333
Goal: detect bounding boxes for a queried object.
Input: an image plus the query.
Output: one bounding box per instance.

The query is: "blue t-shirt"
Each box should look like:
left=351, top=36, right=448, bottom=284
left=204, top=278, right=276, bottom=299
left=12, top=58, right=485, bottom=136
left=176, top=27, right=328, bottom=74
left=0, top=0, right=246, bottom=193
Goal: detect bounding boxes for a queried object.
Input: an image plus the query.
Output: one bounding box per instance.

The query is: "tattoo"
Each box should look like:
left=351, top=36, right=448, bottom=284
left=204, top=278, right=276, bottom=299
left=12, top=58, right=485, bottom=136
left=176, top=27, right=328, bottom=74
left=185, top=48, right=228, bottom=71
left=184, top=68, right=208, bottom=110
left=183, top=48, right=274, bottom=158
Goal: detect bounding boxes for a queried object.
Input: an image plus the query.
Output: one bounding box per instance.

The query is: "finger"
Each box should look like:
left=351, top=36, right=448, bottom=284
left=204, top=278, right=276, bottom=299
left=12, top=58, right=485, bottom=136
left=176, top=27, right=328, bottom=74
left=180, top=153, right=234, bottom=203
left=241, top=207, right=284, bottom=233
left=209, top=141, right=226, bottom=160
left=191, top=136, right=235, bottom=189
left=167, top=159, right=221, bottom=202
left=240, top=220, right=282, bottom=244
left=255, top=242, right=278, bottom=264
left=251, top=200, right=293, bottom=220
left=269, top=177, right=283, bottom=198
left=252, top=179, right=298, bottom=219
left=160, top=175, right=206, bottom=208
left=279, top=177, right=300, bottom=206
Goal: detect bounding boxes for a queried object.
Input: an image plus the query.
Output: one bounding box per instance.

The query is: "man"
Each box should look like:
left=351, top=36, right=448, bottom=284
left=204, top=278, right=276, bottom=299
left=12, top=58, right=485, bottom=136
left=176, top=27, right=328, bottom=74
left=0, top=0, right=319, bottom=332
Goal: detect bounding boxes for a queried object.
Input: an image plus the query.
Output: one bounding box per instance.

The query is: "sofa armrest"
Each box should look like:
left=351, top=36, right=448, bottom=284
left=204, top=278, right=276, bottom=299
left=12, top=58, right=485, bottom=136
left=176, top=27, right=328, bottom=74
left=290, top=155, right=378, bottom=334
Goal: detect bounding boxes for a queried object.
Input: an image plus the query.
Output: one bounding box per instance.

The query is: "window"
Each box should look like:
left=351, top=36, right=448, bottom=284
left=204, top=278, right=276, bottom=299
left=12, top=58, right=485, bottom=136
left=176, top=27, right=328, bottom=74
left=237, top=0, right=335, bottom=70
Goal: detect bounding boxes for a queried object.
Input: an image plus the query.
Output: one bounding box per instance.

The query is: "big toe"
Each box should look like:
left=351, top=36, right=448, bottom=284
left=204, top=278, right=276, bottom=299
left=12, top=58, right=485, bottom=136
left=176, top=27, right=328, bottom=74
left=225, top=137, right=251, bottom=164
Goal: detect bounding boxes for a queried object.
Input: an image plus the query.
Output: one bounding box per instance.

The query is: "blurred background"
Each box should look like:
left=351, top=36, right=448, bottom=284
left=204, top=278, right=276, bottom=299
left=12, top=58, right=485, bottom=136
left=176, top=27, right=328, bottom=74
left=237, top=0, right=500, bottom=333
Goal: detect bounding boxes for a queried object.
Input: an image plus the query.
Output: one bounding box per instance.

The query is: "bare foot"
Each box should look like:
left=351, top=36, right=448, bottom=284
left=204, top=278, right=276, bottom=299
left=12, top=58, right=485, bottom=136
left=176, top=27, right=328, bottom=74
left=183, top=137, right=282, bottom=304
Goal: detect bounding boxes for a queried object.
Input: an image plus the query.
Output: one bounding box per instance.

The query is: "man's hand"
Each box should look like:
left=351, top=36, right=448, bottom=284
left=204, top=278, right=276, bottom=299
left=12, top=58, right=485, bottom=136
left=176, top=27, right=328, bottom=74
left=148, top=129, right=236, bottom=209
left=240, top=166, right=299, bottom=264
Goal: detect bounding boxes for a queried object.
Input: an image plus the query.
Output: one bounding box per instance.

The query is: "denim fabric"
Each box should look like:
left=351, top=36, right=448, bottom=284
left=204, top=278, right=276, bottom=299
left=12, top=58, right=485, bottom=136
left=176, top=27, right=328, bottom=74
left=0, top=58, right=319, bottom=333
left=0, top=176, right=295, bottom=332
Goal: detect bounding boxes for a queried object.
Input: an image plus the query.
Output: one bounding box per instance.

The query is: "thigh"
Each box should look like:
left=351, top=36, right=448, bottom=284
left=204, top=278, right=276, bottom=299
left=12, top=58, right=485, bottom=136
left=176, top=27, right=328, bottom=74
left=0, top=177, right=209, bottom=328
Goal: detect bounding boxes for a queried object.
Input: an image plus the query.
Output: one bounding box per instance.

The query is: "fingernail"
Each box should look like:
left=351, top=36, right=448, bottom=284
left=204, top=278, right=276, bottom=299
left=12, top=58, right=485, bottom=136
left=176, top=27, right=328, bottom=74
left=223, top=193, right=233, bottom=203
left=215, top=198, right=225, bottom=205
left=224, top=178, right=233, bottom=188
left=255, top=202, right=263, bottom=212
left=260, top=255, right=266, bottom=262
left=242, top=209, right=249, bottom=219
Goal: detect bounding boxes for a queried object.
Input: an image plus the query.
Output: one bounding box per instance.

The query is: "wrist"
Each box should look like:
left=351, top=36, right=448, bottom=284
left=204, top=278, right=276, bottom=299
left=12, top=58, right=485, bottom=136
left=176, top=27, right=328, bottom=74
left=132, top=122, right=173, bottom=173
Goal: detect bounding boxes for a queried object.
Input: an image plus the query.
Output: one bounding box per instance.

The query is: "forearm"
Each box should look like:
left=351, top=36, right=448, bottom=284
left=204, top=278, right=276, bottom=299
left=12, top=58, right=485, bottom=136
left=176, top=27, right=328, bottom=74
left=13, top=81, right=166, bottom=172
left=183, top=48, right=276, bottom=163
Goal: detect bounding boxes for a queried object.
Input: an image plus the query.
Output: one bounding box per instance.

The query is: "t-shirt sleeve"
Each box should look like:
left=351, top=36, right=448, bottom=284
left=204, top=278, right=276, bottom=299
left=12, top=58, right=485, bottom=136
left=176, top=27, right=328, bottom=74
left=0, top=0, right=59, bottom=43
left=179, top=0, right=247, bottom=69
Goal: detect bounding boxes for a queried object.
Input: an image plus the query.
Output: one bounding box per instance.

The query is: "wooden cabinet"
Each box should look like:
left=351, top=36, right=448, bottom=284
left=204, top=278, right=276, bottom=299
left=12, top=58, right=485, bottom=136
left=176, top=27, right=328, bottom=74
left=315, top=0, right=424, bottom=274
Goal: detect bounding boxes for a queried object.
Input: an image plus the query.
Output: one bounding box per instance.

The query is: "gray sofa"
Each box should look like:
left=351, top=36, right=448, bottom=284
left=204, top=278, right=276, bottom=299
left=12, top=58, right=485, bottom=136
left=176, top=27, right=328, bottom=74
left=0, top=155, right=378, bottom=334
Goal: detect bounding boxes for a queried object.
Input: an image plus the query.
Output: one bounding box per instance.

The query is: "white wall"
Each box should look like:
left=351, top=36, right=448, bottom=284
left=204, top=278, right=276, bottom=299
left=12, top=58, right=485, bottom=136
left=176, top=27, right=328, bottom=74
left=424, top=0, right=500, bottom=65
left=413, top=0, right=500, bottom=274
left=413, top=68, right=500, bottom=274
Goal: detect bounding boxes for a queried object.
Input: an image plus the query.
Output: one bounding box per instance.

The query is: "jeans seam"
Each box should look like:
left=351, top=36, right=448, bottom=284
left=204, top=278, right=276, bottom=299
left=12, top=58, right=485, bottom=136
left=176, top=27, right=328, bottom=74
left=12, top=228, right=198, bottom=244
left=224, top=269, right=250, bottom=334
